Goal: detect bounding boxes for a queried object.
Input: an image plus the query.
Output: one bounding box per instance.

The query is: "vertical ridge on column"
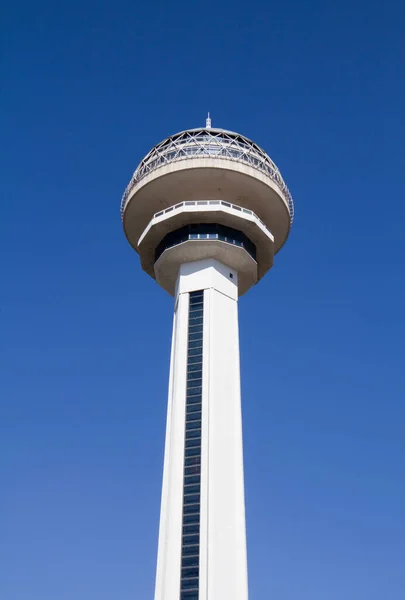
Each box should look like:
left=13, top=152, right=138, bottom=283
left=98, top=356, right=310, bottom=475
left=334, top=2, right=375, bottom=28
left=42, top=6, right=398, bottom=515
left=180, top=290, right=204, bottom=600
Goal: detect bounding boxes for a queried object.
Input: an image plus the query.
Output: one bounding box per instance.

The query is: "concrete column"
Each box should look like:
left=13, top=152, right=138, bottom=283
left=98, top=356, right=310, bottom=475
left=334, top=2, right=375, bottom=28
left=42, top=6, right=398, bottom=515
left=154, top=259, right=248, bottom=600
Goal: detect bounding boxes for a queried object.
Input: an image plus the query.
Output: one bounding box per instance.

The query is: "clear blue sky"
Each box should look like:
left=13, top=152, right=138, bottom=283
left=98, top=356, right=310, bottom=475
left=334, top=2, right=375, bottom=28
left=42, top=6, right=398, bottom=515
left=1, top=1, right=404, bottom=598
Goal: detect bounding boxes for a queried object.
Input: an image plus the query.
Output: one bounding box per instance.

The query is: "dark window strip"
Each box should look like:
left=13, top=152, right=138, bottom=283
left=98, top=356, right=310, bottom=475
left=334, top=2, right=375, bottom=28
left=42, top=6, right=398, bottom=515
left=187, top=370, right=202, bottom=379
left=188, top=385, right=200, bottom=393
left=189, top=294, right=203, bottom=303
left=185, top=439, right=201, bottom=449
left=181, top=582, right=199, bottom=592
left=185, top=429, right=201, bottom=439
left=183, top=523, right=200, bottom=535
left=182, top=533, right=199, bottom=543
left=155, top=224, right=257, bottom=262
left=183, top=502, right=200, bottom=514
left=181, top=592, right=199, bottom=600
left=180, top=290, right=203, bottom=600
left=183, top=484, right=200, bottom=495
left=182, top=546, right=200, bottom=557
left=184, top=475, right=200, bottom=486
left=188, top=333, right=203, bottom=343
left=186, top=407, right=201, bottom=417
left=183, top=513, right=200, bottom=525
left=186, top=403, right=202, bottom=414
left=187, top=362, right=202, bottom=370
left=181, top=566, right=199, bottom=578
left=184, top=465, right=200, bottom=475
left=187, top=386, right=202, bottom=396
left=189, top=317, right=203, bottom=327
left=188, top=355, right=203, bottom=364
left=182, top=556, right=199, bottom=567
left=187, top=389, right=202, bottom=398
left=188, top=348, right=203, bottom=357
left=184, top=467, right=201, bottom=478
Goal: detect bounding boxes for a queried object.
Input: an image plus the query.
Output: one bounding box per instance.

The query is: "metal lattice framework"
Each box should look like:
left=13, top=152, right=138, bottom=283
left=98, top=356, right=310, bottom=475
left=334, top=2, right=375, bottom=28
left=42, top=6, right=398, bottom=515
left=120, top=128, right=294, bottom=223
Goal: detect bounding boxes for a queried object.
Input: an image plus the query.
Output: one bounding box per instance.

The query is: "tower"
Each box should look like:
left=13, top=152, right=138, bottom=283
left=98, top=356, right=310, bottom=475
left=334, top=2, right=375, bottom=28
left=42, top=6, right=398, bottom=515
left=121, top=119, right=293, bottom=600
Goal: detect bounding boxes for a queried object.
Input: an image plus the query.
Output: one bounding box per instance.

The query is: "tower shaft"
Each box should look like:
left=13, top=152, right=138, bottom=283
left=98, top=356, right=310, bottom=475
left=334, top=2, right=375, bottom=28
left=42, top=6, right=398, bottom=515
left=155, top=259, right=248, bottom=600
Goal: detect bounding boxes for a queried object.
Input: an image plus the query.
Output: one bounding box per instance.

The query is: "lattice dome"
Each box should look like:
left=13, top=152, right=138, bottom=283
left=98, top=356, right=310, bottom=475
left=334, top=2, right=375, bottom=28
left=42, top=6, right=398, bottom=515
left=120, top=128, right=294, bottom=222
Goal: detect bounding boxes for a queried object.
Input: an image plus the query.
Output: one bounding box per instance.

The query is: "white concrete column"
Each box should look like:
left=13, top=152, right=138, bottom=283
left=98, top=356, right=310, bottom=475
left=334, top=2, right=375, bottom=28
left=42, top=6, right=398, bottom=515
left=154, top=258, right=248, bottom=600
left=154, top=289, right=189, bottom=600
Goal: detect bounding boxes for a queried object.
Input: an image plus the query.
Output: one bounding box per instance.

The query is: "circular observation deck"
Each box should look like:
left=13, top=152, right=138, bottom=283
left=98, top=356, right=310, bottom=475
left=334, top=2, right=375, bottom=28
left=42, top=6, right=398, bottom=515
left=121, top=127, right=294, bottom=254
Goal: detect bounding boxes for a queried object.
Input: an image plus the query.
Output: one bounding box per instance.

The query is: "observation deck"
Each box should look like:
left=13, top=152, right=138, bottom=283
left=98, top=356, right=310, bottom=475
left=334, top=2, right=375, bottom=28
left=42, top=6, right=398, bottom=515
left=121, top=123, right=294, bottom=295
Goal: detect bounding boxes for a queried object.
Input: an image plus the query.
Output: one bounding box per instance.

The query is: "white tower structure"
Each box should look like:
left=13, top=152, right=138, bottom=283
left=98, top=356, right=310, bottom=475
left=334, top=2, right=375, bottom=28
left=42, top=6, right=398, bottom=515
left=121, top=122, right=294, bottom=600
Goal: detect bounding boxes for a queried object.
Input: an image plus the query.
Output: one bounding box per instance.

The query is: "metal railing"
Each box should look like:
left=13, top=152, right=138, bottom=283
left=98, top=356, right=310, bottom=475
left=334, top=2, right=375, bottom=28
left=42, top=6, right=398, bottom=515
left=153, top=200, right=270, bottom=232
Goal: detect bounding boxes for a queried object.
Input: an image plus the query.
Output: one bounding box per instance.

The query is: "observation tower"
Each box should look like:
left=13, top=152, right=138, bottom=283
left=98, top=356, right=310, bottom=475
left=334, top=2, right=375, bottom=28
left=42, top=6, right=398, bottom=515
left=121, top=117, right=293, bottom=600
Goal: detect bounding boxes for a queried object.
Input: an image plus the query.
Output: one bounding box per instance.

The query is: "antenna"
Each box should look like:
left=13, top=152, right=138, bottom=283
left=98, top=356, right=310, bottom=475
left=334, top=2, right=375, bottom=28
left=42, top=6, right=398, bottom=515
left=206, top=112, right=212, bottom=129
